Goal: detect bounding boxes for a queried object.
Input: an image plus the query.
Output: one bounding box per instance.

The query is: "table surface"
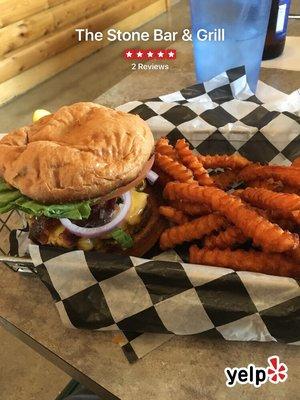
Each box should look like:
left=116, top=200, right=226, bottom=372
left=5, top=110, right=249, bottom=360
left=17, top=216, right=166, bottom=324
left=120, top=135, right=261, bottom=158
left=1, top=16, right=300, bottom=400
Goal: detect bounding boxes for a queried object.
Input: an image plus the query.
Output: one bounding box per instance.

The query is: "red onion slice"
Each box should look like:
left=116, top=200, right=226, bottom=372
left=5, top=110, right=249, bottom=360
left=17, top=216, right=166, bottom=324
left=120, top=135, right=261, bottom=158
left=146, top=170, right=159, bottom=185
left=60, top=192, right=131, bottom=238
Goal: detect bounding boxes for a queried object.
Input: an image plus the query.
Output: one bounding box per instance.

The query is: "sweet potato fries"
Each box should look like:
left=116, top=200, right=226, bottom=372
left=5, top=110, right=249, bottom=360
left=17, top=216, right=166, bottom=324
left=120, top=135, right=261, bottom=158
left=154, top=138, right=300, bottom=278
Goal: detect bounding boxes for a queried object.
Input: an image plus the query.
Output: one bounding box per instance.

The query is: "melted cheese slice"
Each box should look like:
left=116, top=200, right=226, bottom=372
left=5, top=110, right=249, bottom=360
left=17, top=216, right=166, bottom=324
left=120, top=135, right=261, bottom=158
left=125, top=190, right=148, bottom=225
left=48, top=225, right=67, bottom=247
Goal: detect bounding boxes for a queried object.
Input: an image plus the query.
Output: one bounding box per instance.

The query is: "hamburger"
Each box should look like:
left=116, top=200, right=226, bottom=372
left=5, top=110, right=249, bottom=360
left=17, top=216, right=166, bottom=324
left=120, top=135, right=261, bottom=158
left=0, top=102, right=165, bottom=256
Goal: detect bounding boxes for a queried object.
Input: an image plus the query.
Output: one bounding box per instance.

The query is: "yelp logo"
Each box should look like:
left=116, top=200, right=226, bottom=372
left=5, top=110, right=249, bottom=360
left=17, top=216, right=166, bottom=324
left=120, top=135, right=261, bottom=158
left=225, top=356, right=288, bottom=388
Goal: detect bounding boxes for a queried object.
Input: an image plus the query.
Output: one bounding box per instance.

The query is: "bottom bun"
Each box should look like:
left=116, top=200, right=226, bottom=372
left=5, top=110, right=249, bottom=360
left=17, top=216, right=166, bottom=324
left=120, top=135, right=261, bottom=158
left=28, top=185, right=166, bottom=257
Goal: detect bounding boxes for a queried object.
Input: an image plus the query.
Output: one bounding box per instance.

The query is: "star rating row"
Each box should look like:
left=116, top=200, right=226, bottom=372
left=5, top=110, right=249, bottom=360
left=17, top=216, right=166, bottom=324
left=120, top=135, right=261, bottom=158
left=124, top=49, right=176, bottom=61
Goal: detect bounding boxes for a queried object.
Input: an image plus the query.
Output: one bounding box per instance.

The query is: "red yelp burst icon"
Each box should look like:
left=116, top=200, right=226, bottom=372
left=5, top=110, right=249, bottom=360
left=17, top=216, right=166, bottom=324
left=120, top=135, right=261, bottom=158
left=267, top=356, right=288, bottom=384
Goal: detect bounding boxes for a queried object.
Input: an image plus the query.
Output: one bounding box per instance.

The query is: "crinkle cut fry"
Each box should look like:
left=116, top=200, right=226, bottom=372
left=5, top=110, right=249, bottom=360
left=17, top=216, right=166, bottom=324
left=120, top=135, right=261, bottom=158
left=252, top=206, right=299, bottom=231
left=234, top=191, right=300, bottom=228
left=204, top=225, right=247, bottom=250
left=160, top=213, right=228, bottom=250
left=289, top=246, right=300, bottom=263
left=159, top=206, right=189, bottom=225
left=175, top=139, right=214, bottom=186
left=155, top=153, right=194, bottom=183
left=197, top=153, right=251, bottom=170
left=164, top=182, right=299, bottom=253
left=241, top=187, right=300, bottom=211
left=281, top=186, right=300, bottom=195
left=155, top=137, right=177, bottom=159
left=246, top=178, right=284, bottom=192
left=290, top=210, right=300, bottom=225
left=292, top=157, right=300, bottom=168
left=189, top=246, right=300, bottom=278
left=247, top=179, right=296, bottom=194
left=154, top=167, right=172, bottom=187
left=268, top=214, right=299, bottom=231
left=239, top=164, right=300, bottom=189
left=240, top=188, right=300, bottom=224
left=212, top=170, right=239, bottom=190
left=170, top=200, right=211, bottom=216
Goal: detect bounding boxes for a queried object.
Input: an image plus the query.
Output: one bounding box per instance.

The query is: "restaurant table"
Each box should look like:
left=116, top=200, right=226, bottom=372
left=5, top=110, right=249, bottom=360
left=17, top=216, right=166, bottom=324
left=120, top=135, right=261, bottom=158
left=1, top=23, right=300, bottom=400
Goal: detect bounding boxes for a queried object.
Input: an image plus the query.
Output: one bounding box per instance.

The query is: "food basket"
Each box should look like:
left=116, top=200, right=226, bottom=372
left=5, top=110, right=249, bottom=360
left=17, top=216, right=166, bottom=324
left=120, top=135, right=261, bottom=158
left=1, top=67, right=299, bottom=363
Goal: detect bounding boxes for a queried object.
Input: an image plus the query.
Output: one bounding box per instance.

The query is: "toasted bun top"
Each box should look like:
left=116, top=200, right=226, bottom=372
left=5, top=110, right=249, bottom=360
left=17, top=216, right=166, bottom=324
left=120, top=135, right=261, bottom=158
left=0, top=102, right=154, bottom=203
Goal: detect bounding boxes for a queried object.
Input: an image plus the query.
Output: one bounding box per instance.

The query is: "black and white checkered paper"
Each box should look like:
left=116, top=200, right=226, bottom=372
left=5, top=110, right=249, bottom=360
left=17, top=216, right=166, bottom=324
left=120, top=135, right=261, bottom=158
left=28, top=244, right=300, bottom=364
left=2, top=67, right=300, bottom=363
left=117, top=66, right=300, bottom=164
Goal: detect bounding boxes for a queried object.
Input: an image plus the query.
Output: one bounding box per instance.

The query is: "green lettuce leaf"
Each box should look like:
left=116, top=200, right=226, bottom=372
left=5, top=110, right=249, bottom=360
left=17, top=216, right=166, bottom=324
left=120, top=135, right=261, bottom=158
left=0, top=183, right=23, bottom=213
left=0, top=203, right=15, bottom=214
left=0, top=180, right=14, bottom=192
left=0, top=191, right=23, bottom=203
left=0, top=179, right=91, bottom=219
left=111, top=228, right=134, bottom=249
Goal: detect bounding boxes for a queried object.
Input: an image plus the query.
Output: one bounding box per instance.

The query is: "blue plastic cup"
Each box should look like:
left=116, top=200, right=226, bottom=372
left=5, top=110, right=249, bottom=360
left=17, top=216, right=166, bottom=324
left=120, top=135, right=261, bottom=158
left=189, top=0, right=272, bottom=92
